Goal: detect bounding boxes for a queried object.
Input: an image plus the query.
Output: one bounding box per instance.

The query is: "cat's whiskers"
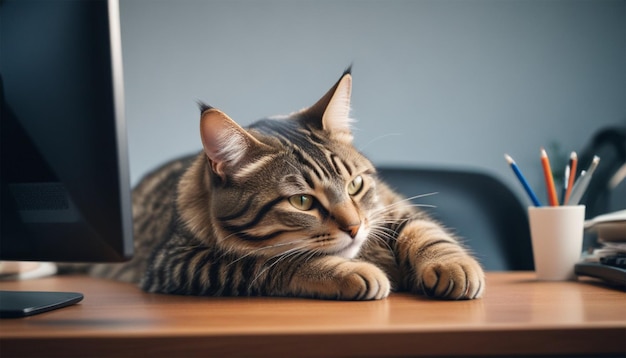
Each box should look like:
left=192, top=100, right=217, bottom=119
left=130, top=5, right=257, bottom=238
left=367, top=211, right=424, bottom=245
left=385, top=192, right=439, bottom=204
left=357, top=133, right=403, bottom=152
left=224, top=239, right=309, bottom=267
left=364, top=228, right=397, bottom=253
left=218, top=227, right=296, bottom=253
left=369, top=224, right=400, bottom=239
left=306, top=247, right=322, bottom=262
left=247, top=245, right=309, bottom=290
left=369, top=192, right=439, bottom=217
left=368, top=227, right=399, bottom=247
left=369, top=210, right=422, bottom=228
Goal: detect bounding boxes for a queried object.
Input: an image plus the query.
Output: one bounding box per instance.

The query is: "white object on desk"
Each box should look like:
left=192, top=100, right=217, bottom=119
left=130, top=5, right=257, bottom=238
left=585, top=209, right=626, bottom=242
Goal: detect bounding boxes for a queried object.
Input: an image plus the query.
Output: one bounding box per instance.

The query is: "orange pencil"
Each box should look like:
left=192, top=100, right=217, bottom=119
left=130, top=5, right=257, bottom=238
left=563, top=151, right=578, bottom=205
left=540, top=148, right=559, bottom=206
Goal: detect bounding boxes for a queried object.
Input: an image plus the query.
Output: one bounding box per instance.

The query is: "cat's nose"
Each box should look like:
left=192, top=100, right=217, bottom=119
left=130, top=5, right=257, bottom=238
left=331, top=202, right=360, bottom=239
left=342, top=224, right=360, bottom=239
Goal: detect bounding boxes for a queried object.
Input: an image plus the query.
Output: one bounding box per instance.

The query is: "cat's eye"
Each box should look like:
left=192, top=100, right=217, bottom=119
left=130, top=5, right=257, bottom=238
left=347, top=175, right=364, bottom=196
left=288, top=194, right=314, bottom=211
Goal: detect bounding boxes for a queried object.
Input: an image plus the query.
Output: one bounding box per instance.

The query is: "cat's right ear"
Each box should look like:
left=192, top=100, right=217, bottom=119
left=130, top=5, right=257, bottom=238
left=298, top=68, right=354, bottom=143
left=199, top=107, right=267, bottom=179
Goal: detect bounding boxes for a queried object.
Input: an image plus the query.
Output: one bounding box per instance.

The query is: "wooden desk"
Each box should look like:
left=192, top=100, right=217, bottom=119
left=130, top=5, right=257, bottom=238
left=0, top=272, right=624, bottom=357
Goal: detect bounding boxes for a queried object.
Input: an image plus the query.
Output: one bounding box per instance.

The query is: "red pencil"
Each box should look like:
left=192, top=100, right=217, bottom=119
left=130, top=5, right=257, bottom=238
left=540, top=148, right=559, bottom=206
left=563, top=151, right=578, bottom=205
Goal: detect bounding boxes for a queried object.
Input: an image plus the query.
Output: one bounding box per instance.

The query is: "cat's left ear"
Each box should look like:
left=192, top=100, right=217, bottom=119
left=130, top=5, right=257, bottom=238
left=199, top=106, right=270, bottom=179
left=301, top=68, right=354, bottom=143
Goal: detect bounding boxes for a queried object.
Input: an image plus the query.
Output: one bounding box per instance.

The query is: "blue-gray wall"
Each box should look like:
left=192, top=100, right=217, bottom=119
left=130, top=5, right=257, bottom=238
left=119, top=0, right=625, bottom=206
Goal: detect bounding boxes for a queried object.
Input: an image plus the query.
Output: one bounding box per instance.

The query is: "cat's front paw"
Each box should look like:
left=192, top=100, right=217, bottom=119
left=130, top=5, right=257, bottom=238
left=334, top=261, right=391, bottom=300
left=418, top=257, right=484, bottom=300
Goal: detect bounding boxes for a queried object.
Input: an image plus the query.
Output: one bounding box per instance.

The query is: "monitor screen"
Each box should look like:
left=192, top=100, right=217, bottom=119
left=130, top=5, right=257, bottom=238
left=0, top=0, right=133, bottom=264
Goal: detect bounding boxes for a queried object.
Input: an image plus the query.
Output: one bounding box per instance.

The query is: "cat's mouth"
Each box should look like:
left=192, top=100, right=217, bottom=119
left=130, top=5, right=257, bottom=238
left=331, top=228, right=368, bottom=259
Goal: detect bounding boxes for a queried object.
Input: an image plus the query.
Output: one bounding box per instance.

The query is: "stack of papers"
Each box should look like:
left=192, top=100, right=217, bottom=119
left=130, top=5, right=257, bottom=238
left=584, top=209, right=626, bottom=258
left=575, top=210, right=626, bottom=289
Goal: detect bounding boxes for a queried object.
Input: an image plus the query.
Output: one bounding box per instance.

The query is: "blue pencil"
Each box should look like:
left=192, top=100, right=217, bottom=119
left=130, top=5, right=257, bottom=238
left=505, top=154, right=542, bottom=207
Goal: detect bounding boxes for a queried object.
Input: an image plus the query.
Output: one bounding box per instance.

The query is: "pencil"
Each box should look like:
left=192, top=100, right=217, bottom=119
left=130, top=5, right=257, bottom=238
left=567, top=155, right=600, bottom=206
left=540, top=148, right=559, bottom=206
left=504, top=154, right=542, bottom=207
left=563, top=151, right=578, bottom=205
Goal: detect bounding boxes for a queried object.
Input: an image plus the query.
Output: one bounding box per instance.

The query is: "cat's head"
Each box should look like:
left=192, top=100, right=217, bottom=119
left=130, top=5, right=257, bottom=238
left=195, top=69, right=383, bottom=259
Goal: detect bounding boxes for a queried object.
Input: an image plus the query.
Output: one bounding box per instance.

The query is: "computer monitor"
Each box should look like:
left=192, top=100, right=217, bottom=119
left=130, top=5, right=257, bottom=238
left=0, top=0, right=133, bottom=317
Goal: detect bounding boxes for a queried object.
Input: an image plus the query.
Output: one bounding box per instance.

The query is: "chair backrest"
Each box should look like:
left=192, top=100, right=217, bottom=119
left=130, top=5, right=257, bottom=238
left=577, top=126, right=626, bottom=218
left=377, top=167, right=533, bottom=271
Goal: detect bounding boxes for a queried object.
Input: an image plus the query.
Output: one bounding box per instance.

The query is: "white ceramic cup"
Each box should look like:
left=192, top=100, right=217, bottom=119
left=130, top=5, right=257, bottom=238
left=528, top=205, right=585, bottom=281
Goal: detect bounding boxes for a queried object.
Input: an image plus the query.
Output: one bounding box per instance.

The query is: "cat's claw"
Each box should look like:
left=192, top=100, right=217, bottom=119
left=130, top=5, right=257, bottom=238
left=419, top=258, right=485, bottom=300
left=335, top=261, right=390, bottom=300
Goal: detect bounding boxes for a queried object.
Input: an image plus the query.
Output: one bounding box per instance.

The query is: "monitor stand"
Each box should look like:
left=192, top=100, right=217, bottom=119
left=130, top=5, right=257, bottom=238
left=0, top=290, right=83, bottom=318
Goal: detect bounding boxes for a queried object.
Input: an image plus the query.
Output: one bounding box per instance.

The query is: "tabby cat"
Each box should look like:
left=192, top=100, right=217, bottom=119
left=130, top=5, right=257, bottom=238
left=89, top=69, right=485, bottom=300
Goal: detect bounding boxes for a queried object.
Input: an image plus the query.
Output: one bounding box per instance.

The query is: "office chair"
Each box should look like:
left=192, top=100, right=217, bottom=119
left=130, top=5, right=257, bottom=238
left=577, top=126, right=626, bottom=219
left=576, top=126, right=626, bottom=251
left=377, top=167, right=533, bottom=271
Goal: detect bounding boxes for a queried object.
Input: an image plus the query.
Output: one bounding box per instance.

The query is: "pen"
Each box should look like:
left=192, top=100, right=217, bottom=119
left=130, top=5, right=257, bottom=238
left=504, top=154, right=542, bottom=207
left=563, top=151, right=578, bottom=205
left=540, top=148, right=559, bottom=206
left=567, top=156, right=600, bottom=205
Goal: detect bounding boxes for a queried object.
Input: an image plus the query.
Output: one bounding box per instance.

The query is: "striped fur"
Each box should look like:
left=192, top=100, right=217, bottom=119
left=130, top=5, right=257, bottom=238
left=87, top=70, right=485, bottom=300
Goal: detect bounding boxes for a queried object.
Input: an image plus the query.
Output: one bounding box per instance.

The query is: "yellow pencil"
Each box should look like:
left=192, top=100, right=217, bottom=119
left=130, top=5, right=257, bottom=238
left=540, top=148, right=559, bottom=206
